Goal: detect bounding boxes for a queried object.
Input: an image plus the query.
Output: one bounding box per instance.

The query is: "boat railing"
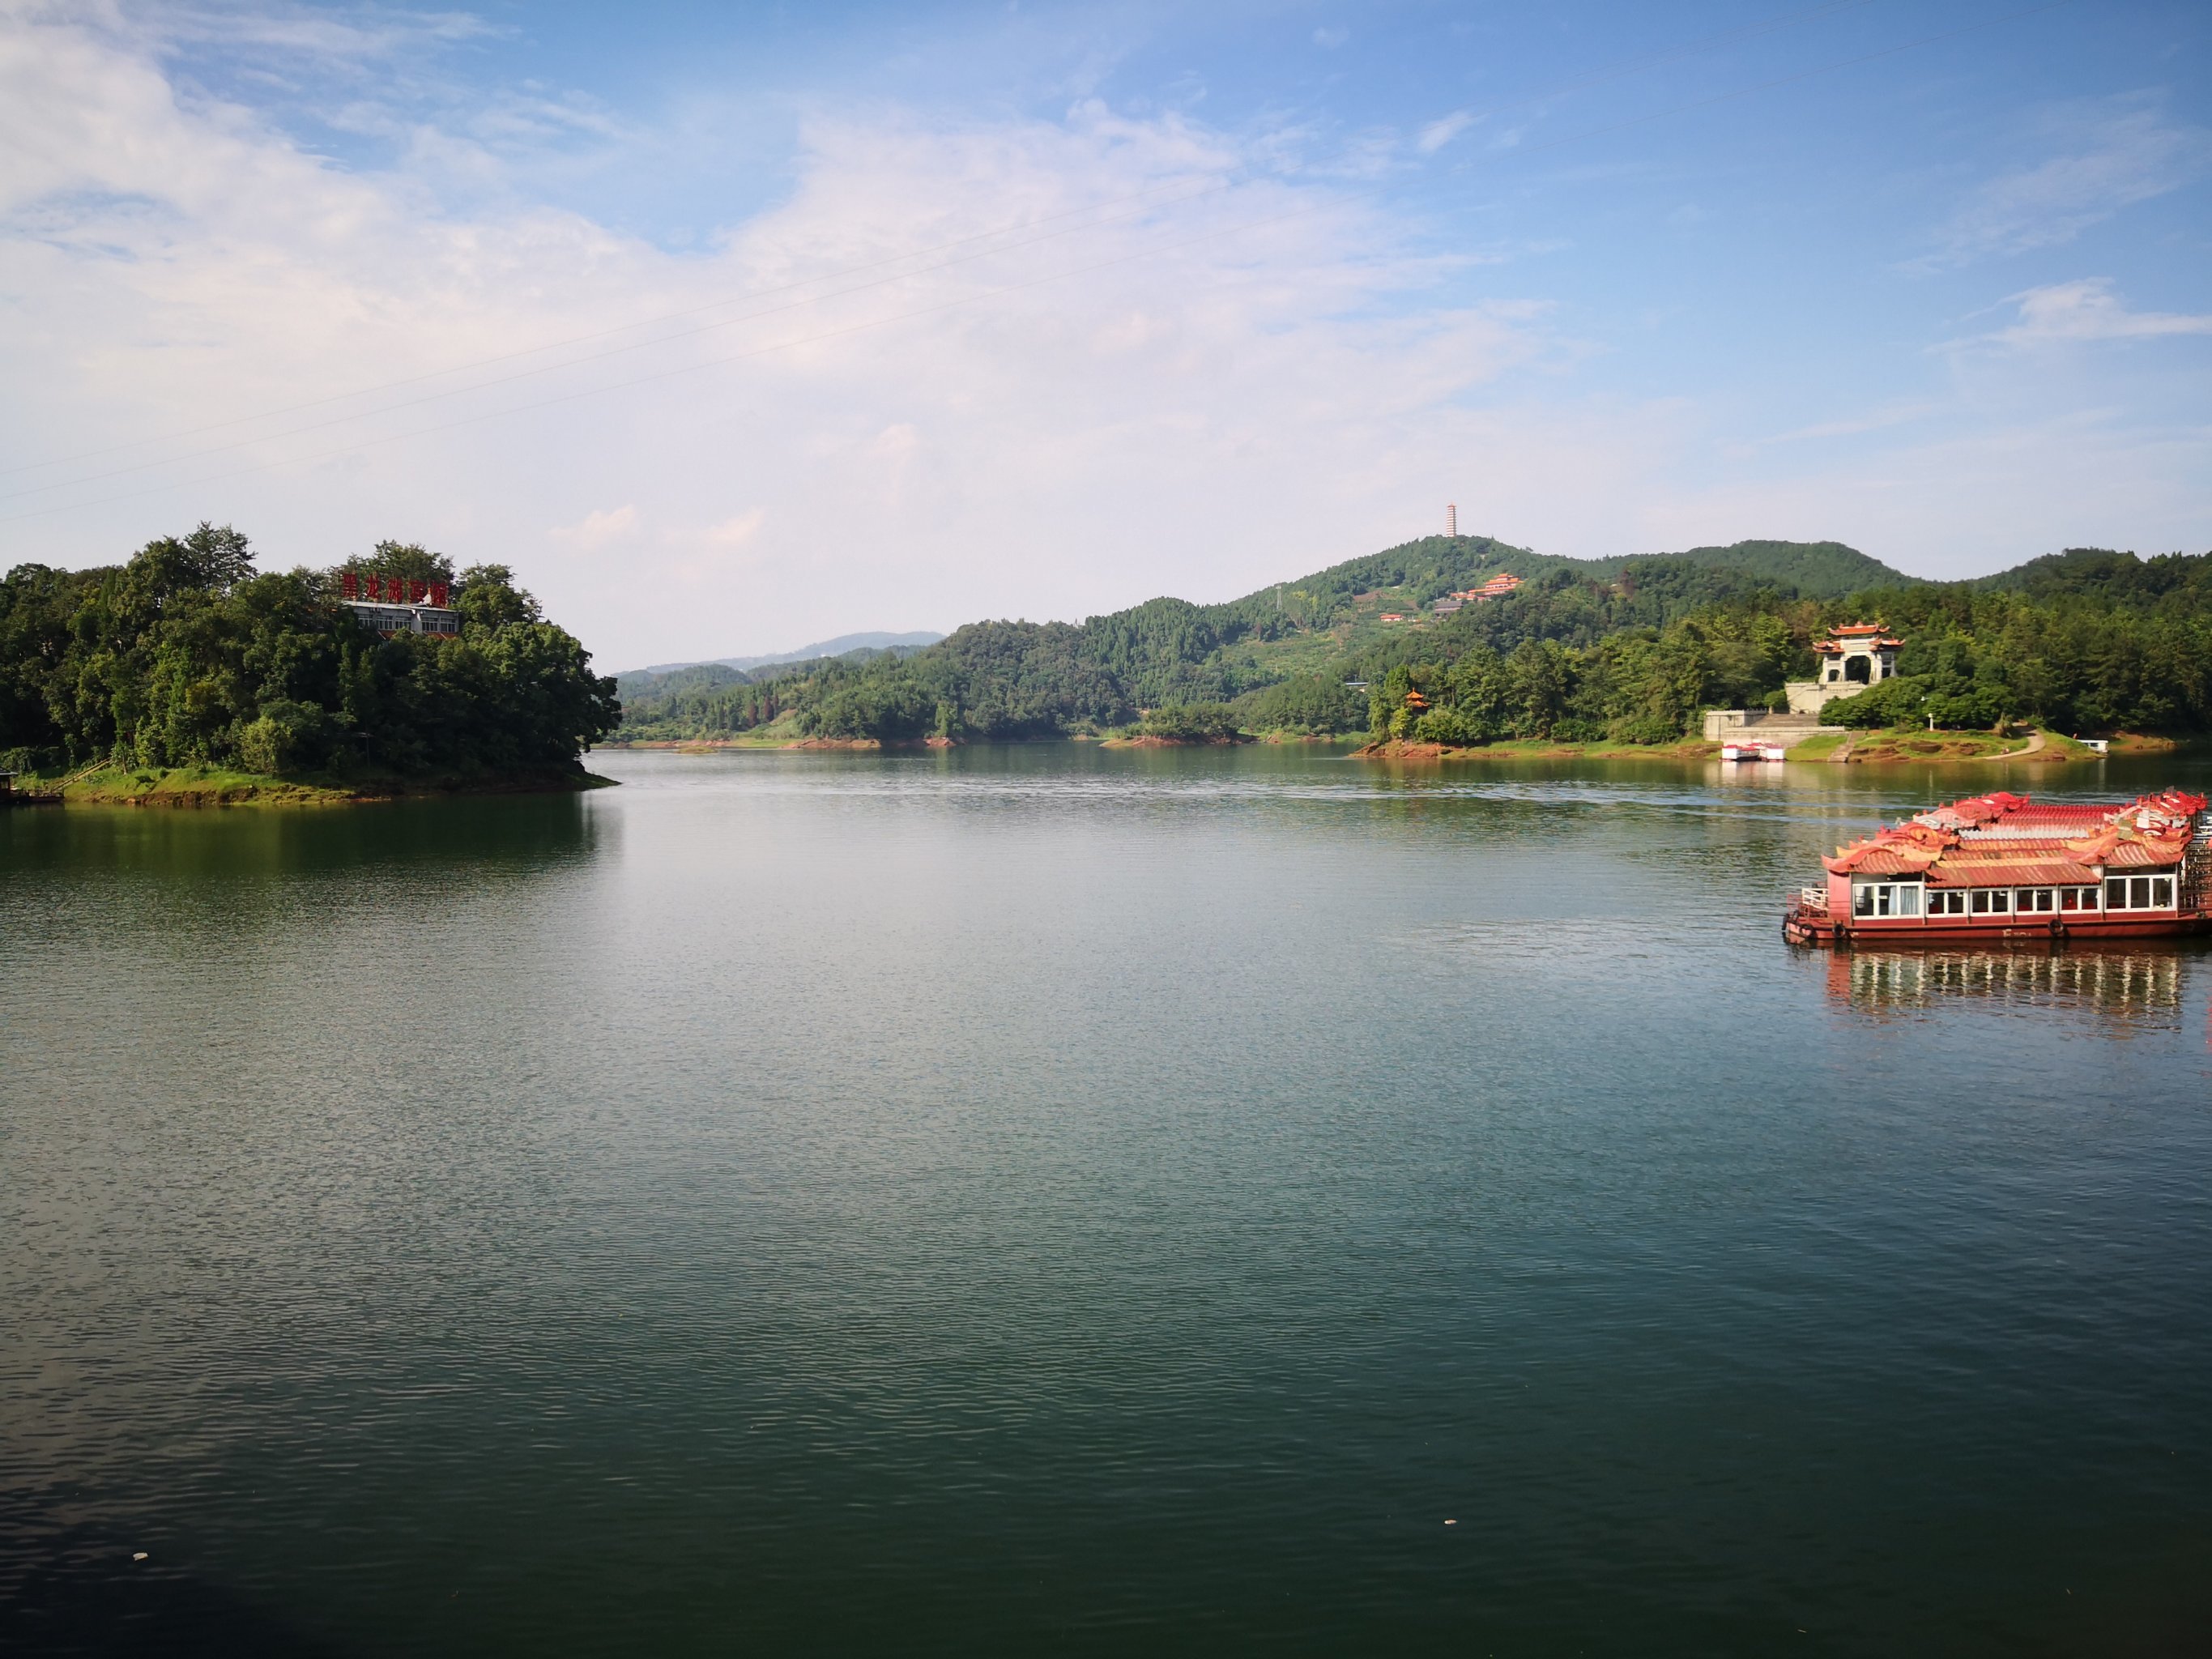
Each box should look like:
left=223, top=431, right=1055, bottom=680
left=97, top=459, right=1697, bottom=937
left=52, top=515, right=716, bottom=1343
left=1796, top=887, right=1829, bottom=915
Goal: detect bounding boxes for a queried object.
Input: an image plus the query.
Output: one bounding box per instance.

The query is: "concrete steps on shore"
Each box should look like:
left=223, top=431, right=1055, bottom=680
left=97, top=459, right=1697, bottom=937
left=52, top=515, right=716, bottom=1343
left=1701, top=710, right=1848, bottom=748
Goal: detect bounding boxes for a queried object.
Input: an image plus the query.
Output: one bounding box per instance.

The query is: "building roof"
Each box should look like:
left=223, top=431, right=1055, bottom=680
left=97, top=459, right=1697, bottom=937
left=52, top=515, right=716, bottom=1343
left=1813, top=621, right=1903, bottom=653
left=1453, top=573, right=1527, bottom=601
left=1823, top=789, right=2204, bottom=881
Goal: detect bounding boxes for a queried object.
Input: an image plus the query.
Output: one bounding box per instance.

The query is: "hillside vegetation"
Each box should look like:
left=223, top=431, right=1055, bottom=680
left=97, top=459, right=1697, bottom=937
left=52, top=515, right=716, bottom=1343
left=1, top=524, right=620, bottom=787
left=612, top=536, right=2212, bottom=747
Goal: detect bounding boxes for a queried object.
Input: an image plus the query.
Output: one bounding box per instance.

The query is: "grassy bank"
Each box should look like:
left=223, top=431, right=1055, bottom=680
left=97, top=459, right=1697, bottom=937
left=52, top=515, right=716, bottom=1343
left=1784, top=731, right=1849, bottom=761
left=1355, top=726, right=2148, bottom=764
left=1818, top=727, right=2157, bottom=764
left=1357, top=736, right=1721, bottom=761
left=18, top=761, right=615, bottom=806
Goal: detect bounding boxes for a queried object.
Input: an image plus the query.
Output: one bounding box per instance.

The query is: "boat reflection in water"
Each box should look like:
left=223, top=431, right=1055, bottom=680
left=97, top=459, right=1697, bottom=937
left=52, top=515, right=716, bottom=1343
left=1826, top=947, right=2189, bottom=1033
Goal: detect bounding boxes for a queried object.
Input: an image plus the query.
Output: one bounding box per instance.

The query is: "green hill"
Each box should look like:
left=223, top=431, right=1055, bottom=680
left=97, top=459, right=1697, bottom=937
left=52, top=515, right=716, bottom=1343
left=1192, top=535, right=1903, bottom=625
left=1973, top=546, right=2212, bottom=606
left=1625, top=539, right=1908, bottom=596
left=612, top=534, right=2212, bottom=745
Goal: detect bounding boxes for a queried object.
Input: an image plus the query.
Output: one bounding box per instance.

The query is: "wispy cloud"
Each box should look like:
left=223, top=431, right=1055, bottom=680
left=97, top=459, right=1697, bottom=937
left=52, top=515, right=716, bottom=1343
left=551, top=504, right=640, bottom=549
left=1751, top=402, right=1941, bottom=447
left=1415, top=109, right=1475, bottom=156
left=6, top=3, right=2208, bottom=665
left=139, top=2, right=500, bottom=64
left=1958, top=279, right=2212, bottom=350
left=1916, top=93, right=2212, bottom=270
left=703, top=509, right=765, bottom=547
left=0, top=9, right=1581, bottom=663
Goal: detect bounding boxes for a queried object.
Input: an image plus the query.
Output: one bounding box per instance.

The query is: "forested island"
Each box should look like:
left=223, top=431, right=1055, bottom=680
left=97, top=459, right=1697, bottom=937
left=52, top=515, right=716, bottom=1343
left=0, top=524, right=618, bottom=801
left=615, top=536, right=2212, bottom=751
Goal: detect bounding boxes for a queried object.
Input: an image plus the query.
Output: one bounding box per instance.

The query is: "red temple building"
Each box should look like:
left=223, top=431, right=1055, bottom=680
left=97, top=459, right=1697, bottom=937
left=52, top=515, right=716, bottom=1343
left=1451, top=573, right=1525, bottom=603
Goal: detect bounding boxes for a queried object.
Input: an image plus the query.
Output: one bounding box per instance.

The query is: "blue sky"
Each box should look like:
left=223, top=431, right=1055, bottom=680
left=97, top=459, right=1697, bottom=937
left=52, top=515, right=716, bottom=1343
left=2, top=0, right=2207, bottom=665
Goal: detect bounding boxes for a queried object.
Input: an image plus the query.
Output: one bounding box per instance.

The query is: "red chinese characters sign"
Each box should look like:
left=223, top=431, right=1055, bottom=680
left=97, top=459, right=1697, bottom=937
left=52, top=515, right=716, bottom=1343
left=339, top=574, right=450, bottom=607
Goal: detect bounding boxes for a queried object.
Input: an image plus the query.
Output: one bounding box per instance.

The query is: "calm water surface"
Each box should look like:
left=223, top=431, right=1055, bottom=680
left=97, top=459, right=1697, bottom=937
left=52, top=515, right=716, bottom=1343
left=4, top=745, right=2210, bottom=1655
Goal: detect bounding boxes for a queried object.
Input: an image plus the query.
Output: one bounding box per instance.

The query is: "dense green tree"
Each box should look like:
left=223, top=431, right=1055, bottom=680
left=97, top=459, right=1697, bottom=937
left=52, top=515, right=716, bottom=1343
left=605, top=542, right=2212, bottom=748
left=1229, top=674, right=1368, bottom=735
left=0, top=525, right=617, bottom=777
left=1138, top=702, right=1244, bottom=740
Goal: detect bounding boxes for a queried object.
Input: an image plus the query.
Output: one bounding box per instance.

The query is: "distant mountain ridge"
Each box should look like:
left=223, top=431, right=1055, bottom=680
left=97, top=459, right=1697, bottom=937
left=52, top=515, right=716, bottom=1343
left=615, top=535, right=2212, bottom=747
left=1201, top=535, right=1909, bottom=620
left=627, top=629, right=944, bottom=678
left=616, top=534, right=1926, bottom=742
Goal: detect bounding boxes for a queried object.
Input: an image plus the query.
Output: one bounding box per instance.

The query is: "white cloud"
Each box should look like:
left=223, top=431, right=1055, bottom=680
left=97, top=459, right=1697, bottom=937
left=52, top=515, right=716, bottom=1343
left=1749, top=402, right=1941, bottom=447
left=0, top=10, right=1593, bottom=666
left=0, top=8, right=2206, bottom=670
left=1967, top=279, right=2212, bottom=349
left=1312, top=28, right=1348, bottom=50
left=1918, top=94, right=2212, bottom=269
left=703, top=508, right=765, bottom=547
left=550, top=503, right=639, bottom=549
left=1415, top=109, right=1475, bottom=156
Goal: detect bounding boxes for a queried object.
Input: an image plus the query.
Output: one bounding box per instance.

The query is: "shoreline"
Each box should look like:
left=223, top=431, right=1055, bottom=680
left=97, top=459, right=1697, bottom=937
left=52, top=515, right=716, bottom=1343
left=1097, top=734, right=1255, bottom=748
left=1354, top=729, right=2180, bottom=765
left=607, top=736, right=957, bottom=752
left=598, top=729, right=2189, bottom=765
left=12, top=763, right=615, bottom=808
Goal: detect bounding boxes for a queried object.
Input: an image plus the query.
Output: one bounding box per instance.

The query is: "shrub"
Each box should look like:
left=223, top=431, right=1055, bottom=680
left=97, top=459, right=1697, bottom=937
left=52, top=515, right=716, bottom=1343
left=235, top=698, right=339, bottom=775
left=1140, top=702, right=1243, bottom=740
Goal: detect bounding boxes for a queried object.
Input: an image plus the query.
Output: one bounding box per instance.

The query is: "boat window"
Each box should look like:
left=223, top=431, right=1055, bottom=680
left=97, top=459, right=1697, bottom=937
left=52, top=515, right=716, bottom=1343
left=1971, top=891, right=1990, bottom=914
left=1929, top=890, right=1966, bottom=915
left=1852, top=881, right=1924, bottom=919
left=1990, top=889, right=2010, bottom=914
left=2103, top=876, right=2176, bottom=911
left=2016, top=889, right=2054, bottom=913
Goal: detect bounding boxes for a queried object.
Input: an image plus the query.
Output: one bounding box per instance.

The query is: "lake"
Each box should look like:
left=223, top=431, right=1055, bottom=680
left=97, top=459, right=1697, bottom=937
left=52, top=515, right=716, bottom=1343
left=4, top=744, right=2210, bottom=1656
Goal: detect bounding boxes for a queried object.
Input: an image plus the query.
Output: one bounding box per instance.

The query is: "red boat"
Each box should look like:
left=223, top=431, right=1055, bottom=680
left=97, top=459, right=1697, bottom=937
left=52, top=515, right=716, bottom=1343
left=1784, top=788, right=2210, bottom=946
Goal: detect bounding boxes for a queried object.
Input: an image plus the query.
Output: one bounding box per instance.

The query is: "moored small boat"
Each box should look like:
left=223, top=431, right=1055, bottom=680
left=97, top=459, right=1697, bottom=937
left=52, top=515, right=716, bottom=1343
left=1721, top=741, right=1789, bottom=762
left=1784, top=789, right=2210, bottom=947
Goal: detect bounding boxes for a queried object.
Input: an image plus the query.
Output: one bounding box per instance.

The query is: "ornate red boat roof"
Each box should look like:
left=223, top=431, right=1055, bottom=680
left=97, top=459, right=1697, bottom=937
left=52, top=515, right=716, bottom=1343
left=1822, top=789, right=2205, bottom=880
